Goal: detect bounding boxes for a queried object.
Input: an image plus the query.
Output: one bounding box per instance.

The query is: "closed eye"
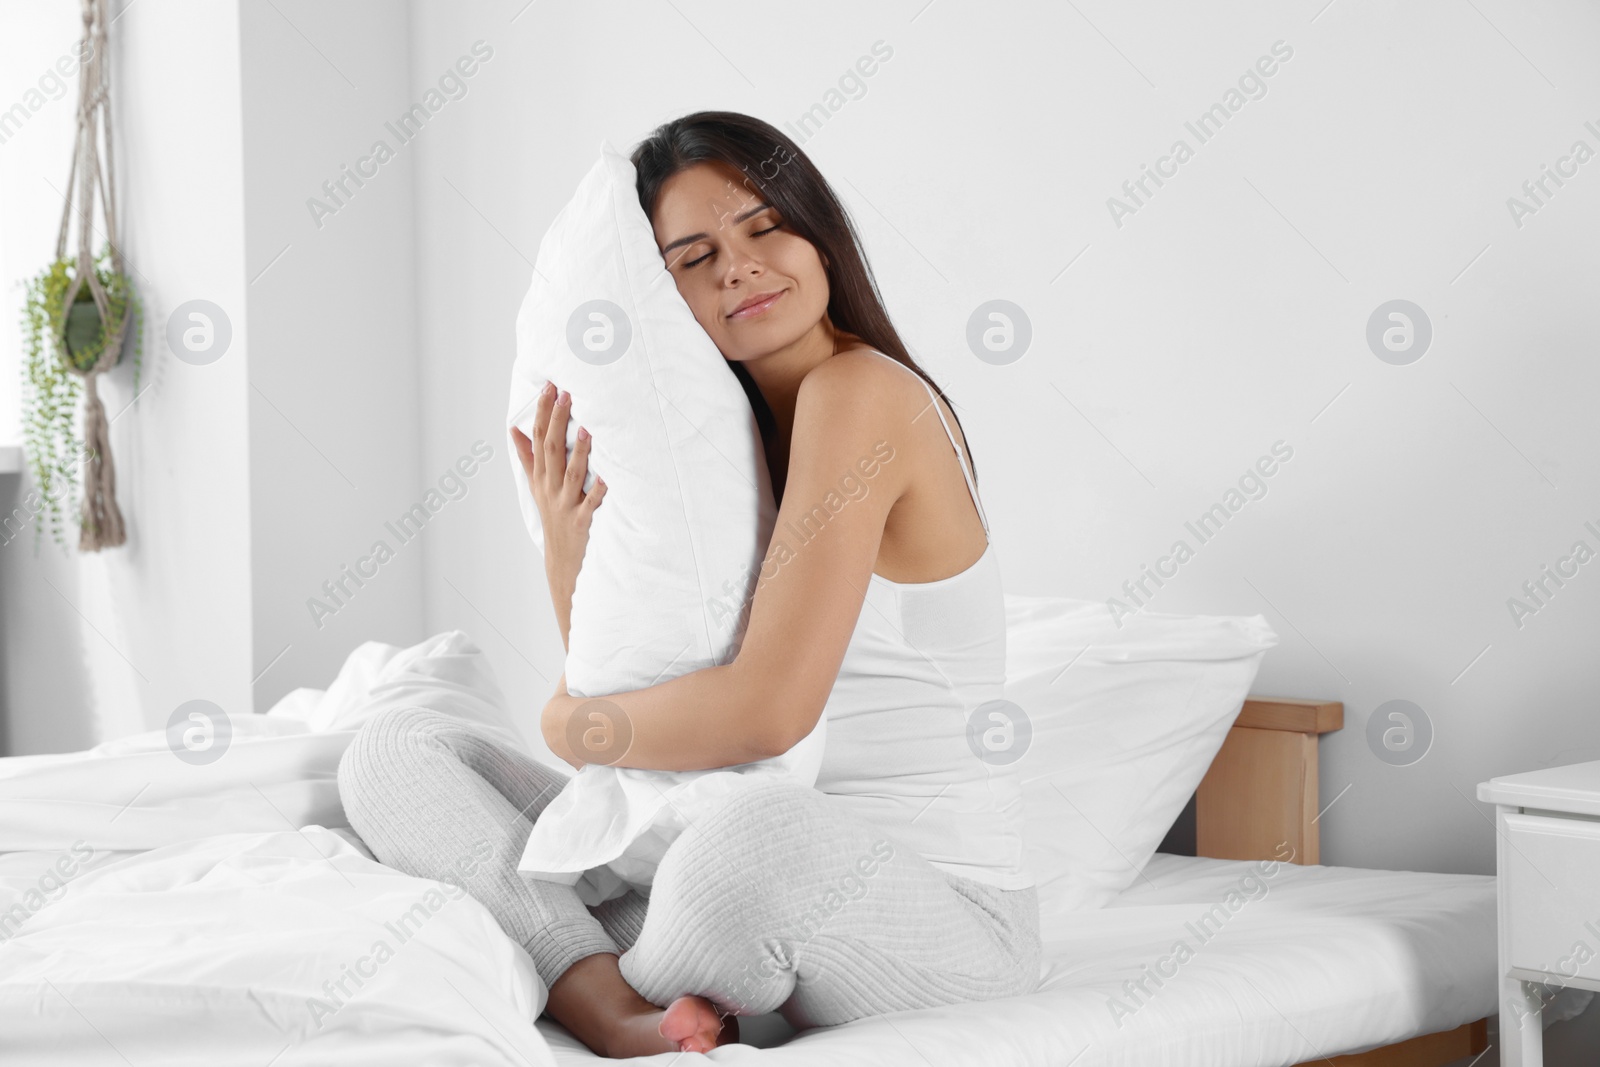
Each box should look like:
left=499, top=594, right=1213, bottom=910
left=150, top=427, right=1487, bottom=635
left=682, top=222, right=783, bottom=269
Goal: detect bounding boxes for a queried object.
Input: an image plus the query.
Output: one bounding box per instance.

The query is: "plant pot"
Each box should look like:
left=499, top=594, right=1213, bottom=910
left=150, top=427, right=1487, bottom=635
left=20, top=251, right=141, bottom=550
left=63, top=287, right=108, bottom=373
left=46, top=259, right=131, bottom=375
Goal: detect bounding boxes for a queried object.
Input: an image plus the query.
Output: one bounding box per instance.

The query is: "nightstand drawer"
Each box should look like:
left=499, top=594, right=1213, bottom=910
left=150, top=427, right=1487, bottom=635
left=1503, top=811, right=1600, bottom=980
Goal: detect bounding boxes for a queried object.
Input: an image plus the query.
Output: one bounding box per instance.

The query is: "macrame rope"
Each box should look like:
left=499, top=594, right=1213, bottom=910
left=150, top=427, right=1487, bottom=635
left=55, top=0, right=126, bottom=550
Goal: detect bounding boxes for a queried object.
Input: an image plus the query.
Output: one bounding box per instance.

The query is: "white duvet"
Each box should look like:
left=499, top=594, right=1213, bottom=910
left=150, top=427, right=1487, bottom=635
left=0, top=707, right=556, bottom=1067
left=1, top=829, right=552, bottom=1067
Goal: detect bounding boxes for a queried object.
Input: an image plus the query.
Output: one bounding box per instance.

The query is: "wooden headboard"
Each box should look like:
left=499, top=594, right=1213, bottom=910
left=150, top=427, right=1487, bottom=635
left=1196, top=696, right=1343, bottom=865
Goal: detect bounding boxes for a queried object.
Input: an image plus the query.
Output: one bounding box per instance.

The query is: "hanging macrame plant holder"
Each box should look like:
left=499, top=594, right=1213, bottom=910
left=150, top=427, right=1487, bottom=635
left=55, top=0, right=127, bottom=551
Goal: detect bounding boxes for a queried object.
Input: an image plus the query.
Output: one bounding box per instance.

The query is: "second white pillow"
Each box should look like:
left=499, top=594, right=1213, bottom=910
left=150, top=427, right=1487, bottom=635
left=1003, top=595, right=1277, bottom=923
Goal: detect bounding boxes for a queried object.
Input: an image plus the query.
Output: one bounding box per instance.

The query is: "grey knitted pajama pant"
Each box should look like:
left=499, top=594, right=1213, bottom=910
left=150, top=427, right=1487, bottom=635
left=336, top=707, right=1042, bottom=1029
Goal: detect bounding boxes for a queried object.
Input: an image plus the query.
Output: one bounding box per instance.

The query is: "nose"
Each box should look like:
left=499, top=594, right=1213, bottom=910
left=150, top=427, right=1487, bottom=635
left=724, top=246, right=764, bottom=286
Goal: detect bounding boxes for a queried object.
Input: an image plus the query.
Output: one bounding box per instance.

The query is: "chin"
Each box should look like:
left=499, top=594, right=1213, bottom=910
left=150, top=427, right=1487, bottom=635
left=716, top=330, right=785, bottom=365
left=734, top=311, right=822, bottom=357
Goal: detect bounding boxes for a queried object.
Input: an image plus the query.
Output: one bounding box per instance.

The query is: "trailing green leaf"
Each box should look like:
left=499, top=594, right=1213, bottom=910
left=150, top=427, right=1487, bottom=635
left=18, top=251, right=140, bottom=551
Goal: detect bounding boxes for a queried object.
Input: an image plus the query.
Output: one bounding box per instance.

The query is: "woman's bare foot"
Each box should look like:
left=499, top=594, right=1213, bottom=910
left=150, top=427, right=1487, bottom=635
left=596, top=994, right=738, bottom=1058
left=659, top=995, right=739, bottom=1053
left=545, top=952, right=738, bottom=1058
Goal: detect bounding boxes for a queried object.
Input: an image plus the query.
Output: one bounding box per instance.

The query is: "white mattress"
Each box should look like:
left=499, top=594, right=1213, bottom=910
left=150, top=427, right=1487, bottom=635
left=538, top=852, right=1504, bottom=1065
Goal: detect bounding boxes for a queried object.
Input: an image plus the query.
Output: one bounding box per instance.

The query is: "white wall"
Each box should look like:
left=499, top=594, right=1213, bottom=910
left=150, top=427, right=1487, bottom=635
left=405, top=0, right=1600, bottom=881
left=0, top=1, right=94, bottom=754
left=0, top=0, right=430, bottom=753
left=0, top=0, right=254, bottom=753
left=407, top=2, right=587, bottom=730
left=238, top=0, right=426, bottom=709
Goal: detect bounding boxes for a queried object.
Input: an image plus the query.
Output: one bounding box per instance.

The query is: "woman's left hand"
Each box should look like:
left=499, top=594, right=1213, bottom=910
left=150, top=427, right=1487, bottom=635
left=513, top=382, right=607, bottom=651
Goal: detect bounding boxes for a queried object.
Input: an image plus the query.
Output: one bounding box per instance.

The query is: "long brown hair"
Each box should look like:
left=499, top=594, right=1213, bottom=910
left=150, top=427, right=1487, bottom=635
left=630, top=111, right=977, bottom=493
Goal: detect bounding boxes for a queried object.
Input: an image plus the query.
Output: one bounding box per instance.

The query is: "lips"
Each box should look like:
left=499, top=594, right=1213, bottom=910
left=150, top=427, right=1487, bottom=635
left=727, top=289, right=786, bottom=320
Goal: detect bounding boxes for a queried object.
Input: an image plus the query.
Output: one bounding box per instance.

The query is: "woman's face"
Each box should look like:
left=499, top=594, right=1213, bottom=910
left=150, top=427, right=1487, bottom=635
left=650, top=161, right=831, bottom=364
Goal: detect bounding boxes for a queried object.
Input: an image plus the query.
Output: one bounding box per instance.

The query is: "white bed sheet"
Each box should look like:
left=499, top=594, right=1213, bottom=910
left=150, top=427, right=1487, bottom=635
left=538, top=853, right=1507, bottom=1066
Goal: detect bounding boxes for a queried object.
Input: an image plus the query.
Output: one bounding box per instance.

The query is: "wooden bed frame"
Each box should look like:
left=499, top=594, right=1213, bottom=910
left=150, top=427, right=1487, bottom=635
left=1197, top=697, right=1490, bottom=1067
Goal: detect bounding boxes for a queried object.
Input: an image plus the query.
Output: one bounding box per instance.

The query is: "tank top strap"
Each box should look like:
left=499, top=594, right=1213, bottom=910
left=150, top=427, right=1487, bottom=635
left=862, top=349, right=990, bottom=538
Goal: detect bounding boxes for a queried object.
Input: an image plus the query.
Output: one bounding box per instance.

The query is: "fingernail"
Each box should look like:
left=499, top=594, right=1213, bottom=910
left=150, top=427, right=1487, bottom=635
left=557, top=390, right=570, bottom=406
left=577, top=426, right=590, bottom=441
left=542, top=381, right=556, bottom=397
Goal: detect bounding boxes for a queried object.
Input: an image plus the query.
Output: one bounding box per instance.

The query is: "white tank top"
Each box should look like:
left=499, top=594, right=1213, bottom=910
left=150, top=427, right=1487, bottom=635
left=813, top=350, right=1033, bottom=891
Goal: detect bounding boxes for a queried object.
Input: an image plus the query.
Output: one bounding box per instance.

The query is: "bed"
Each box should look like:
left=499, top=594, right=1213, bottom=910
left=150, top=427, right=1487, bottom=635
left=531, top=698, right=1503, bottom=1065
left=537, top=856, right=1494, bottom=1066
left=0, top=682, right=1558, bottom=1065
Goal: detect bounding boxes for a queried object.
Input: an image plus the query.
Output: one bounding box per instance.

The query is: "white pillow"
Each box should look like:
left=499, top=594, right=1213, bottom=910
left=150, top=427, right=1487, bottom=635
left=1003, top=594, right=1277, bottom=920
left=505, top=140, right=776, bottom=693
left=504, top=142, right=826, bottom=905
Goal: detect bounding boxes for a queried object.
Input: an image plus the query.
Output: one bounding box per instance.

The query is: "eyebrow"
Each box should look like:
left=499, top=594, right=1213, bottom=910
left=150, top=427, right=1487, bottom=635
left=660, top=203, right=771, bottom=254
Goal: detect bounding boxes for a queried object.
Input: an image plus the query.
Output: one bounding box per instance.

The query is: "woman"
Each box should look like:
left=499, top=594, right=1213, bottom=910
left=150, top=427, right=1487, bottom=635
left=337, top=111, right=1039, bottom=1058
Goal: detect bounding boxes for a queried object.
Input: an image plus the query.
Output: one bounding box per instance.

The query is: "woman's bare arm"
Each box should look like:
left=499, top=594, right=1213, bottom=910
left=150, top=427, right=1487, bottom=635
left=541, top=352, right=918, bottom=771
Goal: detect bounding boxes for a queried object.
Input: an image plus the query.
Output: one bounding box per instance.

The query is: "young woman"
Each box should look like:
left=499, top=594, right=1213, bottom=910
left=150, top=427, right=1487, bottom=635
left=337, top=111, right=1039, bottom=1059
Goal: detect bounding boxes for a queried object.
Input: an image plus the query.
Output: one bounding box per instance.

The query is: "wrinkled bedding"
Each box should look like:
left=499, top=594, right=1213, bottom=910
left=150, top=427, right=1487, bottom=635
left=2, top=713, right=1560, bottom=1066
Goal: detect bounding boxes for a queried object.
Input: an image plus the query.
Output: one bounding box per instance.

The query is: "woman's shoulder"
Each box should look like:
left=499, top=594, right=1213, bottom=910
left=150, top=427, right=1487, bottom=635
left=801, top=345, right=929, bottom=413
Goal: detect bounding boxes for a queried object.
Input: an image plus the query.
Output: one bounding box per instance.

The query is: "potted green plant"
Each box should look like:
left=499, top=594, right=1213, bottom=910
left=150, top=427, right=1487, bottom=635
left=18, top=0, right=138, bottom=552
left=19, top=251, right=141, bottom=550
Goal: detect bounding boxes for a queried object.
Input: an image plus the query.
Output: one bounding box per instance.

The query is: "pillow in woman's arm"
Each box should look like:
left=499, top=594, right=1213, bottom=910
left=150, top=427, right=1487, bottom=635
left=505, top=141, right=778, bottom=701
left=506, top=142, right=818, bottom=905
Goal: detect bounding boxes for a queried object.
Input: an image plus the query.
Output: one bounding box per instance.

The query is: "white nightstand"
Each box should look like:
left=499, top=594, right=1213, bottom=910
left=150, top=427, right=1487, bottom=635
left=1477, top=760, right=1600, bottom=1066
